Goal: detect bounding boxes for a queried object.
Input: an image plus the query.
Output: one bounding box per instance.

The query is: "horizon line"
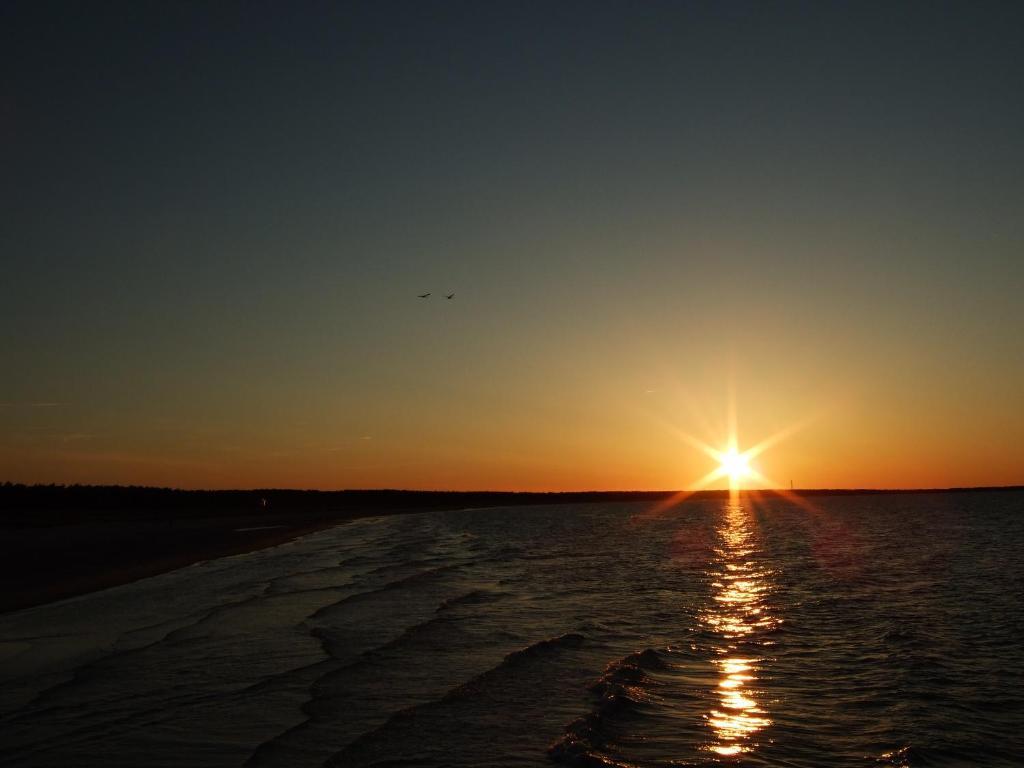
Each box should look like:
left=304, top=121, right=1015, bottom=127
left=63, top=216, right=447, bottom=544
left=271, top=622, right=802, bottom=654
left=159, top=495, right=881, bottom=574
left=4, top=482, right=1023, bottom=495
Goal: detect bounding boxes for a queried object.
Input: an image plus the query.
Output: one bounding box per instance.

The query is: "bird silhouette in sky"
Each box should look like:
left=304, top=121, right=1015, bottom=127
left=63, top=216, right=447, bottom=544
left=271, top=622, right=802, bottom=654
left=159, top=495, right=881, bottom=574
left=417, top=293, right=431, bottom=298
left=446, top=293, right=455, bottom=299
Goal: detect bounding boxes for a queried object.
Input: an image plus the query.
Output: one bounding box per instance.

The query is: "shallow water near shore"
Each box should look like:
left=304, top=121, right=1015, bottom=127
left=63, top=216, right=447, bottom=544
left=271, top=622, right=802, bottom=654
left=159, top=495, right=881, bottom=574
left=1, top=491, right=1022, bottom=767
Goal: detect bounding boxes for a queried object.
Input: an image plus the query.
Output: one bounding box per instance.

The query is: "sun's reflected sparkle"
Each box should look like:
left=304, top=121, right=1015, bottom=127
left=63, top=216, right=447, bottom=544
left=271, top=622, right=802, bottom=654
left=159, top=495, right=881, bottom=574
left=700, top=504, right=776, bottom=758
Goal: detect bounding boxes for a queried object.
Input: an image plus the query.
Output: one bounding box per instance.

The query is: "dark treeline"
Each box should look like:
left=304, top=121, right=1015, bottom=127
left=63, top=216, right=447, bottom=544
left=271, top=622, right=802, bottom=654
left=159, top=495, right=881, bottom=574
left=2, top=483, right=1021, bottom=527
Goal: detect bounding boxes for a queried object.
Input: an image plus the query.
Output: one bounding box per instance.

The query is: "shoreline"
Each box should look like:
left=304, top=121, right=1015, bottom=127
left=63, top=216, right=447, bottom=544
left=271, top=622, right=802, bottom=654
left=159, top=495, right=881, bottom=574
left=0, top=511, right=382, bottom=615
left=3, top=485, right=1021, bottom=615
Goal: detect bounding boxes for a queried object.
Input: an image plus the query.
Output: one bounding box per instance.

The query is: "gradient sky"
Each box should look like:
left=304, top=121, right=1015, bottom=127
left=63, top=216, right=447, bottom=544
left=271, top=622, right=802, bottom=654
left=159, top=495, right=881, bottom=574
left=2, top=1, right=1023, bottom=490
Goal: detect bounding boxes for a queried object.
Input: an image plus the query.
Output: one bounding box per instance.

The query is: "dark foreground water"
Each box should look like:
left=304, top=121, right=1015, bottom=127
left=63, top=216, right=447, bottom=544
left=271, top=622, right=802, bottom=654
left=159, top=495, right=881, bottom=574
left=1, top=491, right=1023, bottom=767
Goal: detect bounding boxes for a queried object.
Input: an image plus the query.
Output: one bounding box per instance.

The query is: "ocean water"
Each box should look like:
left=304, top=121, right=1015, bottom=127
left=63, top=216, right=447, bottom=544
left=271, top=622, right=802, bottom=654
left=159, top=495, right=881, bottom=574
left=1, top=491, right=1022, bottom=767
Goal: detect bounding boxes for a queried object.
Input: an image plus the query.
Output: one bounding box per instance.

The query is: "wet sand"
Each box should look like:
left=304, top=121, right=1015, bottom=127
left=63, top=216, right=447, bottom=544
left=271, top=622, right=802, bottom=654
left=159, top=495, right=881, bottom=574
left=0, top=488, right=680, bottom=614
left=0, top=512, right=371, bottom=614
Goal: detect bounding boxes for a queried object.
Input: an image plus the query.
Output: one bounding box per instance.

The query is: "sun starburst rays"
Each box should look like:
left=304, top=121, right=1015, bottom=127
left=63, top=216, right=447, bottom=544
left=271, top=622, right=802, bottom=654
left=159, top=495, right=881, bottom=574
left=668, top=393, right=816, bottom=501
left=637, top=391, right=823, bottom=519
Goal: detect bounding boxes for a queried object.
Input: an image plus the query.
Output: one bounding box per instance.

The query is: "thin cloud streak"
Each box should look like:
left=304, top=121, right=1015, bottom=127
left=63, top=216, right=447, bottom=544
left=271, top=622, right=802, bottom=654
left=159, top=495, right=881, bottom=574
left=0, top=402, right=66, bottom=408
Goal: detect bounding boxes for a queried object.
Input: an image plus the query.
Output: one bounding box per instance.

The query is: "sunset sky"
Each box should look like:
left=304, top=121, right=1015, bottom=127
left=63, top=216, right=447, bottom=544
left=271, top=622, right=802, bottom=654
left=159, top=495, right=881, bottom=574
left=2, top=2, right=1022, bottom=491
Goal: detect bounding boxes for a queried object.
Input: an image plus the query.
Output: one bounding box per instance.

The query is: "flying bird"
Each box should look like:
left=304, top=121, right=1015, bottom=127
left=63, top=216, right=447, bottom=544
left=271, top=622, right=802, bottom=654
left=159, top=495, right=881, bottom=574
left=417, top=293, right=431, bottom=298
left=446, top=293, right=455, bottom=299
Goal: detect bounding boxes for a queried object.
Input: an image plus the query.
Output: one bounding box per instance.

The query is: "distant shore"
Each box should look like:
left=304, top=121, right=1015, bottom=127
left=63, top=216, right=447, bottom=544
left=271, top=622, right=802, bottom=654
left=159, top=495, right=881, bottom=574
left=2, top=483, right=1020, bottom=614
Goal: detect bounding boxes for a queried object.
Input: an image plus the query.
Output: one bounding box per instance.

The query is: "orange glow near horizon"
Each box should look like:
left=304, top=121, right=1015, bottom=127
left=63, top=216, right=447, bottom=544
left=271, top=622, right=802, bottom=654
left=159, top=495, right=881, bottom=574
left=2, top=365, right=1024, bottom=491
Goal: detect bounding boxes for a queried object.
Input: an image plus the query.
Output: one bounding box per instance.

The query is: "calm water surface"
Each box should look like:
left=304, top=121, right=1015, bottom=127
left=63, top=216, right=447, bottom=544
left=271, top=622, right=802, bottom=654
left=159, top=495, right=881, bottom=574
left=1, top=491, right=1022, bottom=767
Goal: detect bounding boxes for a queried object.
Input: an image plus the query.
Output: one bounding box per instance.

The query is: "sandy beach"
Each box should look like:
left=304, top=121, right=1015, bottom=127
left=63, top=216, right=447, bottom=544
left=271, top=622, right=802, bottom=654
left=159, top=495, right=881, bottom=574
left=0, top=512, right=360, bottom=613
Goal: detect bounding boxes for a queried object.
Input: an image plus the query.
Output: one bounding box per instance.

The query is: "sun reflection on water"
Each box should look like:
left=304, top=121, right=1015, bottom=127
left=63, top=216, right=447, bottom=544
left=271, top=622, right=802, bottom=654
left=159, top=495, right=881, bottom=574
left=701, top=503, right=775, bottom=758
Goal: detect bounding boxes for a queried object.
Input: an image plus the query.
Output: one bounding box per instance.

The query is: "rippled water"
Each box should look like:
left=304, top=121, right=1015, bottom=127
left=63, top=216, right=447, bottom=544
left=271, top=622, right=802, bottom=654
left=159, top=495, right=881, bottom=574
left=1, top=491, right=1023, bottom=767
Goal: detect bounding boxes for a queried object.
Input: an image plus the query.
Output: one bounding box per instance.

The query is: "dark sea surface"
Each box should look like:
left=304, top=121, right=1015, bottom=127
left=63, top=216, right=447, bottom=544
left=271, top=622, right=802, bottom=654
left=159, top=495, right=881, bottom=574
left=1, top=491, right=1022, bottom=767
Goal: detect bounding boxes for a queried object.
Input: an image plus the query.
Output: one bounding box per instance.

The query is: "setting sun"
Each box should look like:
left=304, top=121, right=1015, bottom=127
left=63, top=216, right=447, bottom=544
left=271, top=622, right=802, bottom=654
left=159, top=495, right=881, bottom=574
left=719, top=447, right=751, bottom=483
left=671, top=410, right=780, bottom=496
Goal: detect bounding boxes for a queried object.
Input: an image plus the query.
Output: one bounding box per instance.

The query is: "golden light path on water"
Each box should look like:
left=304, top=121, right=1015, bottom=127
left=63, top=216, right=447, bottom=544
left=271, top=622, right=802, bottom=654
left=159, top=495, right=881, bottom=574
left=644, top=394, right=810, bottom=758
left=701, top=503, right=776, bottom=757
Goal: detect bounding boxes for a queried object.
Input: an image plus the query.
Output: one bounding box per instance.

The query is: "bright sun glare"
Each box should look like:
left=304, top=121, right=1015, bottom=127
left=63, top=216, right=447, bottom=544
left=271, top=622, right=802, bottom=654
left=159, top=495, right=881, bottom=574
left=719, top=447, right=751, bottom=482
left=668, top=394, right=811, bottom=498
